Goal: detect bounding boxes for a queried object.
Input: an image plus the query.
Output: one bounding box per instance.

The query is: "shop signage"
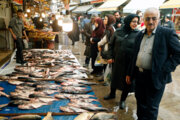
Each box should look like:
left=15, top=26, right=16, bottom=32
left=13, top=0, right=23, bottom=5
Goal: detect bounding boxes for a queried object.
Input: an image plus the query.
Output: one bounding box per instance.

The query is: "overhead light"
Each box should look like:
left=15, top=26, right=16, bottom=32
left=39, top=18, right=43, bottom=22
left=50, top=20, right=53, bottom=24
left=62, top=11, right=73, bottom=32
left=27, top=8, right=30, bottom=13
left=24, top=13, right=28, bottom=17
left=42, top=13, right=45, bottom=18
left=52, top=0, right=57, bottom=3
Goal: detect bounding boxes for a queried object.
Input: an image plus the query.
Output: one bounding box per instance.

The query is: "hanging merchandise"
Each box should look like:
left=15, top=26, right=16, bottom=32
left=13, top=0, right=23, bottom=5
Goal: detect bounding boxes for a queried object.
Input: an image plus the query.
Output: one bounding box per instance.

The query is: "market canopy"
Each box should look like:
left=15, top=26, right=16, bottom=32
left=123, top=0, right=165, bottom=13
left=72, top=5, right=93, bottom=13
left=88, top=7, right=101, bottom=14
left=160, top=0, right=180, bottom=9
left=96, top=0, right=127, bottom=11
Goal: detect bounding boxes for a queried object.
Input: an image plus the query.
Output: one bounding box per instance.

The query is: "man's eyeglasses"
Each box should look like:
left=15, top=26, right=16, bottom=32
left=145, top=17, right=157, bottom=21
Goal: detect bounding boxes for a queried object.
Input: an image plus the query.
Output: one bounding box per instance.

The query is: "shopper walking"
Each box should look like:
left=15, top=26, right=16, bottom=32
left=90, top=18, right=105, bottom=74
left=9, top=9, right=28, bottom=64
left=126, top=8, right=180, bottom=120
left=104, top=14, right=140, bottom=110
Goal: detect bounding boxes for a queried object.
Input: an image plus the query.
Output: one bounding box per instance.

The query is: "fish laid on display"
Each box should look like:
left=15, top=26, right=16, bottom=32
left=8, top=80, right=24, bottom=85
left=18, top=102, right=50, bottom=109
left=10, top=115, right=41, bottom=120
left=0, top=91, right=9, bottom=98
left=60, top=106, right=88, bottom=113
left=36, top=84, right=60, bottom=90
left=55, top=93, right=95, bottom=99
left=0, top=116, right=8, bottom=120
left=9, top=100, right=30, bottom=106
left=61, top=86, right=92, bottom=94
left=37, top=97, right=58, bottom=103
left=61, top=82, right=86, bottom=87
left=42, top=112, right=53, bottom=120
left=0, top=103, right=8, bottom=110
left=80, top=106, right=109, bottom=112
left=70, top=98, right=98, bottom=103
left=67, top=79, right=97, bottom=85
left=74, top=112, right=94, bottom=120
left=68, top=102, right=98, bottom=108
left=0, top=87, right=4, bottom=91
left=91, top=112, right=116, bottom=120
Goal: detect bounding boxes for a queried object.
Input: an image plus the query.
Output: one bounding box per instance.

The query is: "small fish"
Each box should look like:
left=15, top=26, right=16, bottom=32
left=0, top=103, right=8, bottom=110
left=68, top=102, right=97, bottom=108
left=10, top=115, right=41, bottom=120
left=18, top=102, right=50, bottom=109
left=91, top=112, right=116, bottom=120
left=74, top=112, right=94, bottom=120
left=0, top=116, right=8, bottom=120
left=0, top=87, right=4, bottom=91
left=0, top=91, right=9, bottom=98
left=70, top=98, right=97, bottom=103
left=60, top=106, right=88, bottom=113
left=55, top=93, right=95, bottom=99
left=42, top=112, right=53, bottom=120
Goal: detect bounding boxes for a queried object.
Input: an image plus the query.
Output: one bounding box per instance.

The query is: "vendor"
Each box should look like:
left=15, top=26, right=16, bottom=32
left=9, top=9, right=28, bottom=64
left=51, top=14, right=61, bottom=43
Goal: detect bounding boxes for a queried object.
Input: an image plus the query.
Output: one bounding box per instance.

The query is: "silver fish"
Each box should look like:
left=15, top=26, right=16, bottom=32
left=91, top=112, right=116, bottom=120
left=60, top=106, right=88, bottom=113
left=10, top=115, right=41, bottom=120
left=0, top=103, right=8, bottom=110
left=74, top=112, right=94, bottom=120
left=0, top=91, right=9, bottom=98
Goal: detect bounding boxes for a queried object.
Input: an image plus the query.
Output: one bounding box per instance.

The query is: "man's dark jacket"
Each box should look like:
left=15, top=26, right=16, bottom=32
left=128, top=25, right=180, bottom=89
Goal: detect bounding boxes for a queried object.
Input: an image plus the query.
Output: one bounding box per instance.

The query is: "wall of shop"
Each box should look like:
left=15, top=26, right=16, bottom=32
left=0, top=2, right=13, bottom=50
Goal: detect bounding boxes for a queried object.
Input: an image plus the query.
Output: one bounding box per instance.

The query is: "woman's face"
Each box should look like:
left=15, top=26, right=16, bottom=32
left=130, top=17, right=138, bottom=30
left=104, top=16, right=108, bottom=25
left=94, top=21, right=98, bottom=28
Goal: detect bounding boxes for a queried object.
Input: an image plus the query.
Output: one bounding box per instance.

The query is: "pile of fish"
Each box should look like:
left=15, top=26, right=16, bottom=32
left=0, top=49, right=107, bottom=114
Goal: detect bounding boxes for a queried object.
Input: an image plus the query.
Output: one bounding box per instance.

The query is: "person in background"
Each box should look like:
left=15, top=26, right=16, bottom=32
left=51, top=14, right=61, bottom=43
left=113, top=11, right=124, bottom=29
left=90, top=18, right=105, bottom=74
left=83, top=14, right=98, bottom=68
left=136, top=10, right=145, bottom=30
left=163, top=15, right=175, bottom=29
left=68, top=16, right=80, bottom=45
left=126, top=8, right=180, bottom=120
left=98, top=14, right=116, bottom=71
left=104, top=14, right=139, bottom=110
left=9, top=9, right=28, bottom=64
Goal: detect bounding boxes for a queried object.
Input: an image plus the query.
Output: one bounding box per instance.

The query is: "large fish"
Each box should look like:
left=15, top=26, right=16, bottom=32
left=18, top=102, right=50, bottom=109
left=42, top=112, right=53, bottom=120
left=0, top=91, right=9, bottom=98
left=74, top=112, right=94, bottom=120
left=61, top=86, right=92, bottom=94
left=70, top=98, right=98, bottom=103
left=60, top=106, right=88, bottom=113
left=68, top=102, right=98, bottom=108
left=10, top=115, right=41, bottom=120
left=55, top=93, right=95, bottom=99
left=91, top=112, right=116, bottom=120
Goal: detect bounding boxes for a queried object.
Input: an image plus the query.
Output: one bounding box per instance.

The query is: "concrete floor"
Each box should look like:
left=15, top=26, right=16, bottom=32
left=55, top=35, right=180, bottom=120
left=0, top=35, right=179, bottom=120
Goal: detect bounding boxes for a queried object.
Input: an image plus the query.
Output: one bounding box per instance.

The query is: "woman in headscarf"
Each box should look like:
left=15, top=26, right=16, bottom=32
left=104, top=14, right=140, bottom=109
left=98, top=14, right=116, bottom=72
left=90, top=17, right=105, bottom=74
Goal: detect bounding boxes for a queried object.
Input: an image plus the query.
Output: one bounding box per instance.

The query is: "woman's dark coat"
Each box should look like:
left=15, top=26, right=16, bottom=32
left=108, top=27, right=139, bottom=90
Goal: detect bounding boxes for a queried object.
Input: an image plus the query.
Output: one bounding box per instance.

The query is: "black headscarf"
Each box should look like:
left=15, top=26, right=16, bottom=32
left=123, top=14, right=139, bottom=33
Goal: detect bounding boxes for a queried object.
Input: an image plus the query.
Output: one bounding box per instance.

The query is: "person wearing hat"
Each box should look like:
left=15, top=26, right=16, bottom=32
left=163, top=15, right=175, bottom=29
left=82, top=14, right=98, bottom=67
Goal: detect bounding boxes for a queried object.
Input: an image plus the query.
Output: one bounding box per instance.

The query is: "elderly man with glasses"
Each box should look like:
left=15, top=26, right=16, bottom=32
left=126, top=7, right=180, bottom=120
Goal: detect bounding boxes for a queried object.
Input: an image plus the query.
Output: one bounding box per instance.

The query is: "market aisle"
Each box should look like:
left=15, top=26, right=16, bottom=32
left=55, top=36, right=180, bottom=120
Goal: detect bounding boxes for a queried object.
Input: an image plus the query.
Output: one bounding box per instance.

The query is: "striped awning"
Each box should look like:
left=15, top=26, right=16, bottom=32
left=160, top=0, right=180, bottom=9
left=72, top=5, right=93, bottom=13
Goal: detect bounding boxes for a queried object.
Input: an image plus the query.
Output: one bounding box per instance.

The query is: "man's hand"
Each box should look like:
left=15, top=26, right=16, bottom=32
left=13, top=34, right=17, bottom=40
left=126, top=76, right=131, bottom=85
left=98, top=46, right=102, bottom=51
left=117, top=23, right=121, bottom=28
left=107, top=59, right=114, bottom=64
left=25, top=36, right=29, bottom=42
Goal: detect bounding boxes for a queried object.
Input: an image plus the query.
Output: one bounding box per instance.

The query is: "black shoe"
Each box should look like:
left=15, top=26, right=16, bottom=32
left=104, top=94, right=115, bottom=100
left=119, top=101, right=126, bottom=109
left=16, top=60, right=21, bottom=64
left=90, top=70, right=97, bottom=75
left=21, top=60, right=27, bottom=64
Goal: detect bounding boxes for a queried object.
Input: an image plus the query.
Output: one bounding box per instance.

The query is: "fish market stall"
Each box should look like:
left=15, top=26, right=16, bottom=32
left=0, top=49, right=112, bottom=120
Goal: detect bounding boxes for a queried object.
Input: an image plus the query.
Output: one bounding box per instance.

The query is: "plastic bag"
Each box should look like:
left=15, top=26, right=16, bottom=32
left=95, top=53, right=103, bottom=67
left=104, top=64, right=112, bottom=85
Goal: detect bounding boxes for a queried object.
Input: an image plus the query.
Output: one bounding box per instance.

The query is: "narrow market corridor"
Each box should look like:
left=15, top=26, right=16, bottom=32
left=55, top=36, right=180, bottom=120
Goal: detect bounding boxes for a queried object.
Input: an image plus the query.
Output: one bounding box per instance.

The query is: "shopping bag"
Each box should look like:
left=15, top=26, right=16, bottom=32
left=104, top=64, right=112, bottom=85
left=95, top=52, right=103, bottom=67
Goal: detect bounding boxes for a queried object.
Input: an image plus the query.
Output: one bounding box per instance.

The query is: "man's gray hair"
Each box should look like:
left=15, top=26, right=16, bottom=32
left=143, top=7, right=160, bottom=18
left=91, top=13, right=98, bottom=19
